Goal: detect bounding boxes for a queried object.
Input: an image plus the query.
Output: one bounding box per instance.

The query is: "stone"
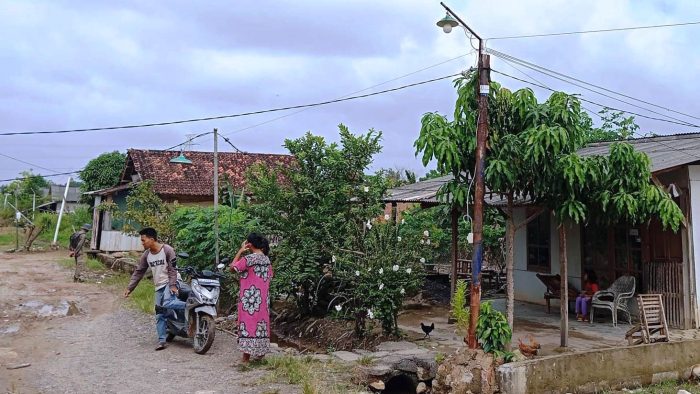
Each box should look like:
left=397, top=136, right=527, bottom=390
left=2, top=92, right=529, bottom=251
left=416, top=366, right=432, bottom=381
left=691, top=364, right=700, bottom=379
left=416, top=382, right=427, bottom=394
left=678, top=390, right=691, bottom=394
left=432, top=348, right=497, bottom=394
left=369, top=380, right=385, bottom=390
left=332, top=350, right=361, bottom=362
left=511, top=349, right=527, bottom=362
left=111, top=252, right=125, bottom=258
left=376, top=341, right=419, bottom=352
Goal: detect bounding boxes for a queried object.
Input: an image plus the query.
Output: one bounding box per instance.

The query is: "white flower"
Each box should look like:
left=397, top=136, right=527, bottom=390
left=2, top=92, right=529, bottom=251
left=401, top=219, right=405, bottom=225
left=384, top=214, right=390, bottom=221
left=366, top=220, right=372, bottom=230
left=400, top=288, right=405, bottom=295
left=379, top=283, right=385, bottom=290
left=406, top=268, right=412, bottom=274
left=335, top=305, right=342, bottom=312
left=426, top=239, right=431, bottom=245
left=332, top=255, right=337, bottom=263
left=392, top=265, right=399, bottom=272
left=363, top=186, right=369, bottom=192
left=378, top=268, right=384, bottom=275
left=397, top=236, right=402, bottom=242
left=423, top=230, right=430, bottom=237
left=355, top=270, right=360, bottom=276
left=420, top=239, right=425, bottom=245
left=420, top=258, right=426, bottom=264
left=367, top=309, right=374, bottom=319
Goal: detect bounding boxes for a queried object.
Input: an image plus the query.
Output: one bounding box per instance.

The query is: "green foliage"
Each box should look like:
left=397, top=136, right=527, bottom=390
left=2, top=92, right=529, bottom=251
left=586, top=109, right=638, bottom=143
left=79, top=151, right=126, bottom=204
left=451, top=280, right=470, bottom=334
left=105, top=273, right=155, bottom=314
left=245, top=125, right=383, bottom=316
left=1, top=171, right=50, bottom=212
left=476, top=301, right=512, bottom=360
left=111, top=181, right=175, bottom=244
left=333, top=219, right=425, bottom=335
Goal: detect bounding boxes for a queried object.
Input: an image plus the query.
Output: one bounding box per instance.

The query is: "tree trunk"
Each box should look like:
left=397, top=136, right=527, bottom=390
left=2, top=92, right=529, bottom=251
left=505, top=194, right=515, bottom=330
left=23, top=225, right=41, bottom=251
left=559, top=223, right=568, bottom=348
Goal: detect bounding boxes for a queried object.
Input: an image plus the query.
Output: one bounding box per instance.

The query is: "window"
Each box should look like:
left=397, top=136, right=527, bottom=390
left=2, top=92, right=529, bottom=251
left=527, top=211, right=550, bottom=272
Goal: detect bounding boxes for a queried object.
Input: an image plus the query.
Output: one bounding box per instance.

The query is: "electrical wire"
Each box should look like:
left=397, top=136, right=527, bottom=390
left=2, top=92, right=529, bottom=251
left=0, top=152, right=62, bottom=174
left=488, top=49, right=700, bottom=128
left=223, top=53, right=476, bottom=137
left=0, top=171, right=79, bottom=183
left=490, top=68, right=700, bottom=162
left=488, top=48, right=700, bottom=123
left=0, top=73, right=461, bottom=137
left=487, top=21, right=700, bottom=40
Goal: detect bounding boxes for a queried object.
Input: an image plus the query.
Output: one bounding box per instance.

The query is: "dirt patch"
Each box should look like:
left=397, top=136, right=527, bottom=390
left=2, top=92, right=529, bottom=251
left=271, top=303, right=399, bottom=353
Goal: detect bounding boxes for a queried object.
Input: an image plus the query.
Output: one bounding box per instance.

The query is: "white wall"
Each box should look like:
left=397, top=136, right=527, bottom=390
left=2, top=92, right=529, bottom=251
left=512, top=207, right=582, bottom=306
left=688, top=165, right=700, bottom=327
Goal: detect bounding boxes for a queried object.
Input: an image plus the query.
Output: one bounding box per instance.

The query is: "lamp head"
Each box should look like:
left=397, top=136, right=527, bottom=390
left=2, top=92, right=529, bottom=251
left=170, top=152, right=193, bottom=164
left=436, top=13, right=459, bottom=34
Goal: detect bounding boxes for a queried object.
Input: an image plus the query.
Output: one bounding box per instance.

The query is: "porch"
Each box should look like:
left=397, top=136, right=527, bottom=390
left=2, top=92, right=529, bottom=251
left=398, top=298, right=700, bottom=357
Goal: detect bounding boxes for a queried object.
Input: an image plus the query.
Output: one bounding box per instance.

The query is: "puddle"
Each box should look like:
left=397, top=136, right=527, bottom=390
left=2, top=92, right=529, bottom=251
left=16, top=300, right=78, bottom=318
left=0, top=325, right=20, bottom=335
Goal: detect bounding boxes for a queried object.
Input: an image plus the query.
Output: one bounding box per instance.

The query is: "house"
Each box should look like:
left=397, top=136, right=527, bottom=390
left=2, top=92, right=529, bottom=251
left=385, top=132, right=700, bottom=329
left=36, top=184, right=82, bottom=213
left=86, top=149, right=294, bottom=252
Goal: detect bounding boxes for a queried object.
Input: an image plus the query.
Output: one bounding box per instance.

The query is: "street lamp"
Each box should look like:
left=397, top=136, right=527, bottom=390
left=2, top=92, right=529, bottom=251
left=170, top=150, right=193, bottom=164
left=436, top=2, right=490, bottom=350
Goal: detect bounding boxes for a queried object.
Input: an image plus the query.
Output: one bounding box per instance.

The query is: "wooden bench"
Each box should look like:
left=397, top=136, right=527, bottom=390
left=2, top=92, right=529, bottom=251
left=535, top=273, right=580, bottom=314
left=626, top=294, right=669, bottom=345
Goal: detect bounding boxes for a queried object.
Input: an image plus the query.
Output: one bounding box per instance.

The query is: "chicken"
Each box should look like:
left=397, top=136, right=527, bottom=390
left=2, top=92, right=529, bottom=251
left=518, top=335, right=541, bottom=357
left=421, top=322, right=435, bottom=338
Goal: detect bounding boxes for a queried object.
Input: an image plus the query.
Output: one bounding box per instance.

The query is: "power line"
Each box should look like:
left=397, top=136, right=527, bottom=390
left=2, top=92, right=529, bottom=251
left=0, top=152, right=61, bottom=174
left=0, top=171, right=79, bottom=183
left=490, top=68, right=700, bottom=162
left=487, top=20, right=700, bottom=40
left=224, top=52, right=476, bottom=137
left=0, top=73, right=461, bottom=137
left=488, top=48, right=700, bottom=123
left=488, top=49, right=700, bottom=128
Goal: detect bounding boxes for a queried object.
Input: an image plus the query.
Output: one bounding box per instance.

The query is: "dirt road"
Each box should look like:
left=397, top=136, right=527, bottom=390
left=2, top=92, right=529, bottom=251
left=0, top=251, right=295, bottom=394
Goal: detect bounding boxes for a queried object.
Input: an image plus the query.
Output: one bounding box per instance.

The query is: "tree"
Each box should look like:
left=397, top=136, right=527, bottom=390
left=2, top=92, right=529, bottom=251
left=79, top=151, right=126, bottom=204
left=2, top=171, right=50, bottom=212
left=245, top=124, right=384, bottom=316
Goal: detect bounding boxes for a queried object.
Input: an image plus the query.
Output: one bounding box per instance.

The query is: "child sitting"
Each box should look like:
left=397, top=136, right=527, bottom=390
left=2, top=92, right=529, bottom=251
left=576, top=270, right=599, bottom=322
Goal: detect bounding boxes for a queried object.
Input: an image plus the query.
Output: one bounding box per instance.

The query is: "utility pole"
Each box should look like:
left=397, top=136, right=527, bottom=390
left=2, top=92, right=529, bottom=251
left=53, top=178, right=71, bottom=247
left=213, top=128, right=220, bottom=267
left=15, top=191, right=19, bottom=251
left=439, top=2, right=490, bottom=349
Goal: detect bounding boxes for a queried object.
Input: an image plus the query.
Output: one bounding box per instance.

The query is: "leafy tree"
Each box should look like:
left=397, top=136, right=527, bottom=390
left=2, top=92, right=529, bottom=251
left=245, top=125, right=383, bottom=316
left=419, top=169, right=447, bottom=181
left=2, top=171, right=50, bottom=213
left=79, top=151, right=126, bottom=204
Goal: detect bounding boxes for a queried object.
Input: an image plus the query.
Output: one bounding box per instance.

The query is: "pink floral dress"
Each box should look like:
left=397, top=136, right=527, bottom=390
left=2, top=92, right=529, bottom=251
left=231, top=253, right=273, bottom=357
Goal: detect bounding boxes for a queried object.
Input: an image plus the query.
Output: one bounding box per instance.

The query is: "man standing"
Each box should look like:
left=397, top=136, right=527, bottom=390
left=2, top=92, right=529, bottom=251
left=124, top=227, right=186, bottom=350
left=69, top=224, right=91, bottom=282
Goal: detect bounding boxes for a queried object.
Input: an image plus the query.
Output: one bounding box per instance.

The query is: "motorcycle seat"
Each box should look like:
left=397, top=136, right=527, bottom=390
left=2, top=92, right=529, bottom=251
left=178, top=283, right=192, bottom=302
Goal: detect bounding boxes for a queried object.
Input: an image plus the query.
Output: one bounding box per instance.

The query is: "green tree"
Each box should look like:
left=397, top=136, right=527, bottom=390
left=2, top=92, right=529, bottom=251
left=245, top=124, right=383, bottom=316
left=79, top=151, right=125, bottom=204
left=2, top=171, right=50, bottom=213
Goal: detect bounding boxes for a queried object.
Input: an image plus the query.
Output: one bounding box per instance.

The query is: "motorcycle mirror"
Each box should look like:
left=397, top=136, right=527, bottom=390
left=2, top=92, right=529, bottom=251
left=221, top=257, right=230, bottom=264
left=177, top=252, right=189, bottom=259
left=217, top=263, right=225, bottom=270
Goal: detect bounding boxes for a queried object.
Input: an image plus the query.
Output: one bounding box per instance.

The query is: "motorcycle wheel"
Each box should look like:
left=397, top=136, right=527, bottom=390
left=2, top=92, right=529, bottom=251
left=193, top=314, right=216, bottom=354
left=165, top=333, right=175, bottom=343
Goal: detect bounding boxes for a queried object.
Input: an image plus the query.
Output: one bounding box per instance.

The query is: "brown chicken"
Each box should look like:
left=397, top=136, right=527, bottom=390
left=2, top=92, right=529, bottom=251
left=518, top=335, right=541, bottom=357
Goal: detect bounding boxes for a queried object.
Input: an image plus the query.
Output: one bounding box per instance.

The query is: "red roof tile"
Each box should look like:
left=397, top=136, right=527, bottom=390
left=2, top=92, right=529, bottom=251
left=124, top=149, right=294, bottom=197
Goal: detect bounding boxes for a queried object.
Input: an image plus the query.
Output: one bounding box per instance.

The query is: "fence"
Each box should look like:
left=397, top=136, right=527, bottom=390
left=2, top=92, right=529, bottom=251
left=643, top=261, right=685, bottom=328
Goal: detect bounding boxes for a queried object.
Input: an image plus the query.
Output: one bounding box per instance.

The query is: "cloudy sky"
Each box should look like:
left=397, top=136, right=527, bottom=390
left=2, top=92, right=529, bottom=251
left=1, top=0, right=699, bottom=184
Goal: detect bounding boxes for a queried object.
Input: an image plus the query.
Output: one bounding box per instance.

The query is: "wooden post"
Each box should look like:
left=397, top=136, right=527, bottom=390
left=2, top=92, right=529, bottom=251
left=451, top=208, right=459, bottom=298
left=559, top=222, right=569, bottom=347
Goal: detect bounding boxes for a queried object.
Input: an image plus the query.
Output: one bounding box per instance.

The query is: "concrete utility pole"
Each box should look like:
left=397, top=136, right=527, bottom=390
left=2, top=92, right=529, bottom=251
left=53, top=178, right=72, bottom=246
left=213, top=128, right=220, bottom=267
left=15, top=191, right=19, bottom=251
left=438, top=2, right=491, bottom=349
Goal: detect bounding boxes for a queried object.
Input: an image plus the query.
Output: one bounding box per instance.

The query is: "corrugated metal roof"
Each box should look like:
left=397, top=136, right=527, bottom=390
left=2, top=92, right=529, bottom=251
left=578, top=132, right=700, bottom=173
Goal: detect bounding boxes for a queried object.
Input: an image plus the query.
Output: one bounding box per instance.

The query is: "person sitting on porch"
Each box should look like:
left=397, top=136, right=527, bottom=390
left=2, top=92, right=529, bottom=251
left=576, top=270, right=599, bottom=322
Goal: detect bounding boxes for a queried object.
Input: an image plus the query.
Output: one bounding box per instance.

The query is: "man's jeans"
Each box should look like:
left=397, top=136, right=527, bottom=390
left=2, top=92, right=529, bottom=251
left=155, top=286, right=186, bottom=343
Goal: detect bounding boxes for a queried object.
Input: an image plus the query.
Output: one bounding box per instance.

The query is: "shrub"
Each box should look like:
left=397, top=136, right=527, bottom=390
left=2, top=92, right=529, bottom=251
left=476, top=301, right=513, bottom=361
left=451, top=280, right=470, bottom=335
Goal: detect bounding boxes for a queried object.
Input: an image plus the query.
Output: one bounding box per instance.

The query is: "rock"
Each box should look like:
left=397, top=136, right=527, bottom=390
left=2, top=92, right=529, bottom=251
left=511, top=349, right=527, bottom=362
left=376, top=341, right=419, bottom=352
left=432, top=348, right=497, bottom=394
left=416, top=382, right=427, bottom=393
left=416, top=366, right=432, bottom=381
left=66, top=301, right=80, bottom=316
left=111, top=252, right=125, bottom=258
left=691, top=364, right=700, bottom=379
left=678, top=390, right=692, bottom=394
left=369, top=380, right=385, bottom=390
left=332, top=350, right=361, bottom=362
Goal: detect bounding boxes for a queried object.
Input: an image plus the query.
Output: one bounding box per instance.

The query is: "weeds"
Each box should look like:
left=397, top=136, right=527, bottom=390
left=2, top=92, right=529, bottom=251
left=256, top=355, right=363, bottom=394
left=604, top=379, right=699, bottom=393
left=104, top=273, right=155, bottom=314
left=356, top=355, right=375, bottom=366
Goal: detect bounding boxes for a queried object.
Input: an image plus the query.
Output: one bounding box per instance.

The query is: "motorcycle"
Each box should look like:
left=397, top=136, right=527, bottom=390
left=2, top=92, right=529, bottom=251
left=161, top=252, right=227, bottom=354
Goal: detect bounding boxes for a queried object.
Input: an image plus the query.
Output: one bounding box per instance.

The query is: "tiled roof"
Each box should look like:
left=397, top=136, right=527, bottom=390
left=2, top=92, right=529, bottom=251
left=124, top=149, right=294, bottom=197
left=578, top=132, right=700, bottom=173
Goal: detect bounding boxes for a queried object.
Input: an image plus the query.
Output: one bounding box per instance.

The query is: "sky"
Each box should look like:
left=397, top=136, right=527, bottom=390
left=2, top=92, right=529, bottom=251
left=1, top=0, right=699, bottom=185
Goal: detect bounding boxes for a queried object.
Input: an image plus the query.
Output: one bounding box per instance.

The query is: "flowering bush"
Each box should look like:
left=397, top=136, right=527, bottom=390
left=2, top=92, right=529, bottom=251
left=331, top=219, right=424, bottom=335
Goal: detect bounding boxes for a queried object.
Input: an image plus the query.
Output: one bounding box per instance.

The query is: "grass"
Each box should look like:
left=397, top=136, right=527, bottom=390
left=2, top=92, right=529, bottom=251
left=104, top=273, right=155, bottom=314
left=356, top=355, right=375, bottom=366
left=246, top=355, right=364, bottom=394
left=0, top=231, right=16, bottom=248
left=605, top=380, right=699, bottom=393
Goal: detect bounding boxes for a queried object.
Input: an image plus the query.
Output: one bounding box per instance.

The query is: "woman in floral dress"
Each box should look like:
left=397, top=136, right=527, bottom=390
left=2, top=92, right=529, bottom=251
left=230, top=233, right=273, bottom=363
